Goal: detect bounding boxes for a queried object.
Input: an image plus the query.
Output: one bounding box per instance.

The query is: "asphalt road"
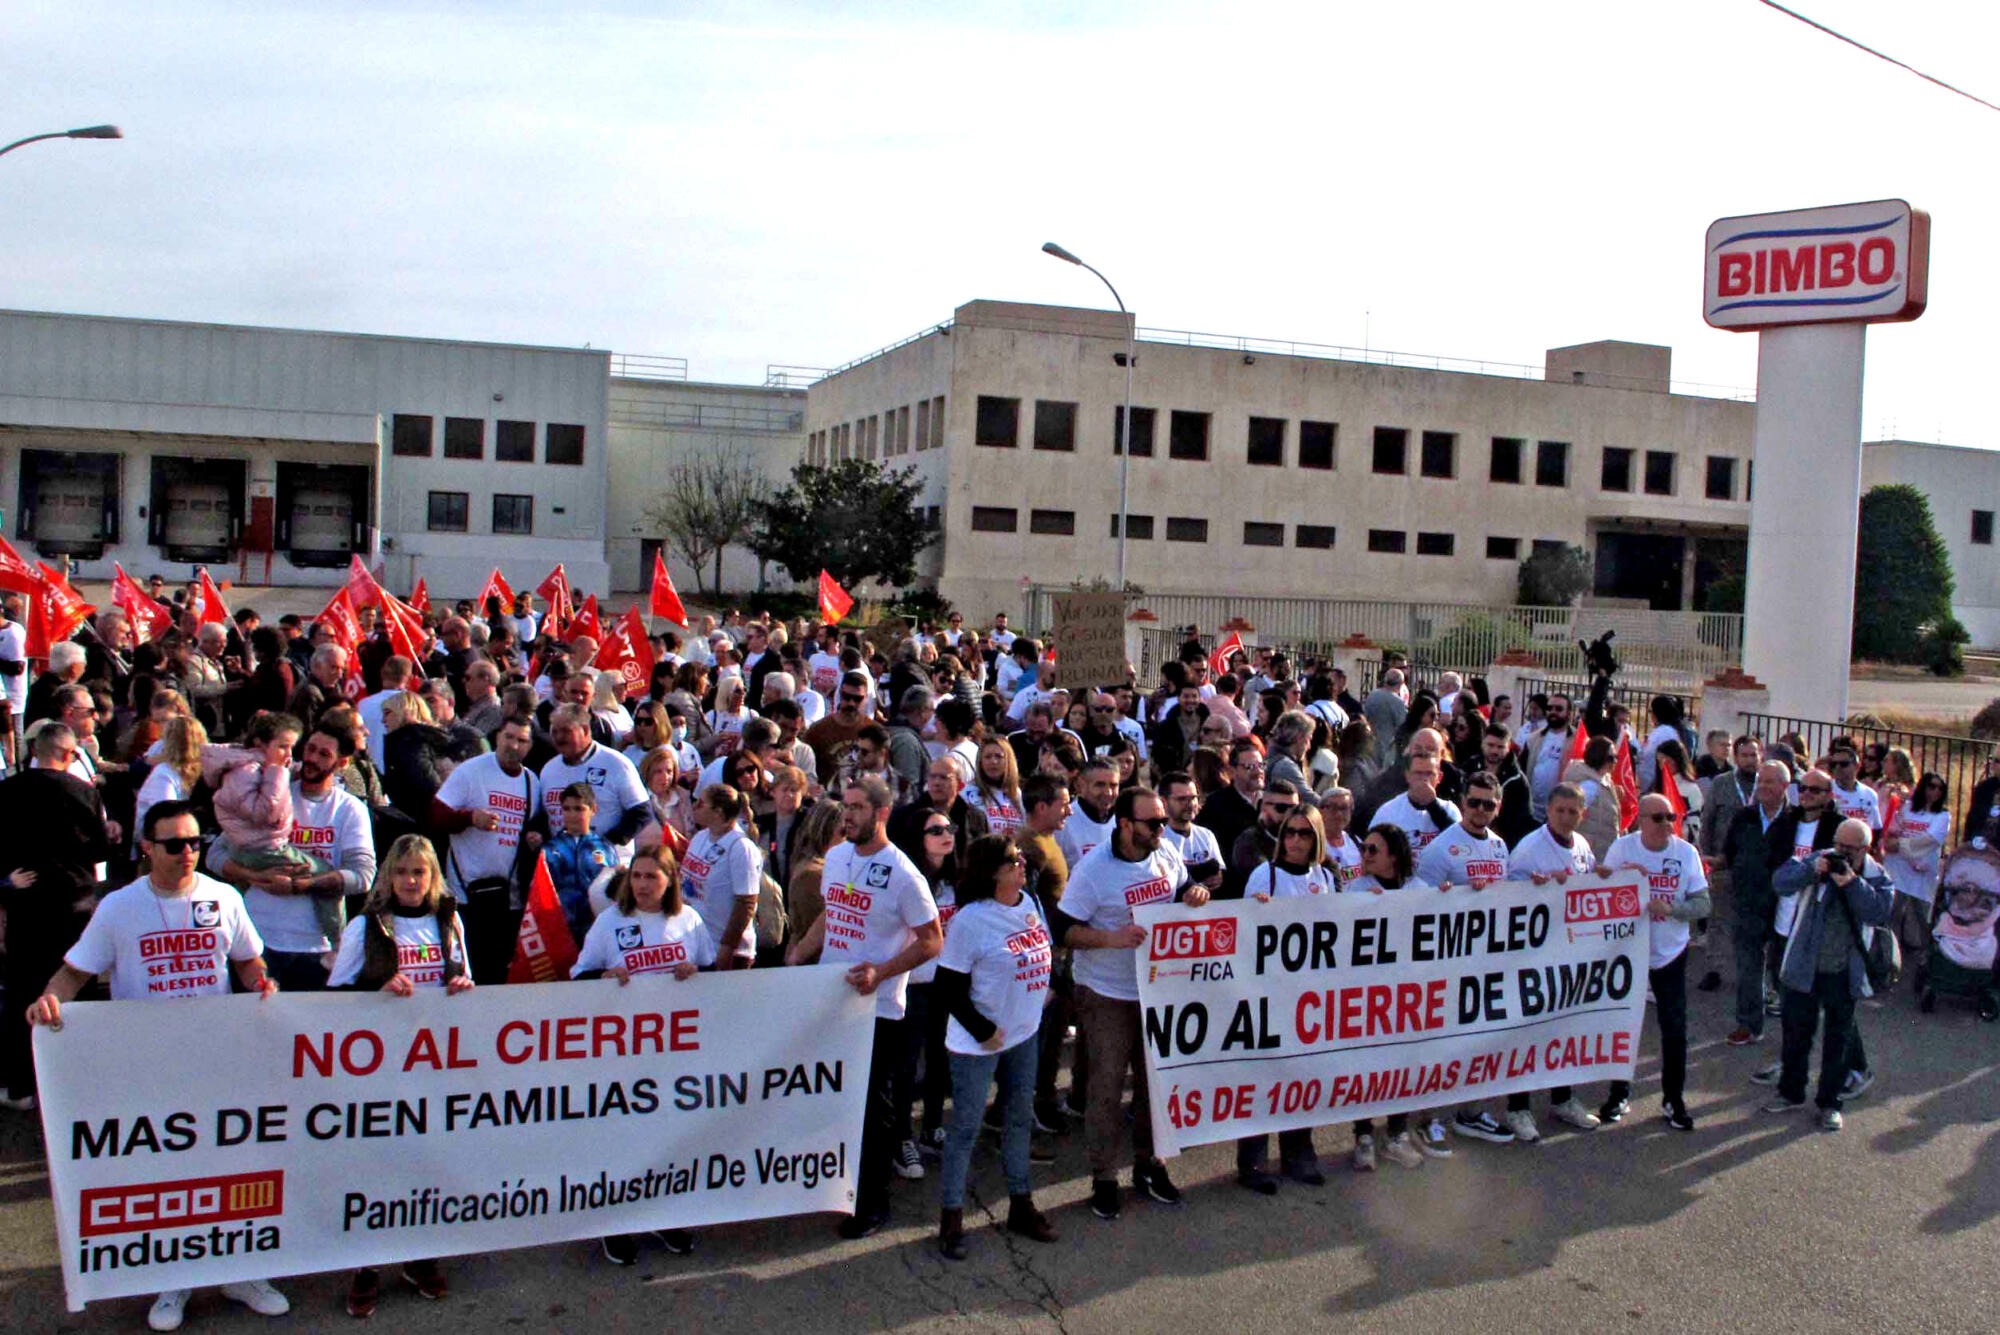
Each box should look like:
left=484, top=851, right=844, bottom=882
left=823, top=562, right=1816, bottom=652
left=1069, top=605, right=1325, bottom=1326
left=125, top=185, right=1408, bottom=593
left=3, top=930, right=1997, bottom=1335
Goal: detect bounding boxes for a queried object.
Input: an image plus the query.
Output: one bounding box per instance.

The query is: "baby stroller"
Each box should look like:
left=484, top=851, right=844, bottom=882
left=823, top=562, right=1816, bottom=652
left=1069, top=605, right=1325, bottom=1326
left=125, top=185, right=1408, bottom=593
left=1915, top=883, right=2000, bottom=1021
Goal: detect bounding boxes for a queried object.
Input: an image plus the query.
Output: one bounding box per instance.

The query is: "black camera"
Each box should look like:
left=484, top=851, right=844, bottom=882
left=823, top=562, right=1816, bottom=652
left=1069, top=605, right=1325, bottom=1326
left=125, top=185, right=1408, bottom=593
left=1579, top=630, right=1619, bottom=681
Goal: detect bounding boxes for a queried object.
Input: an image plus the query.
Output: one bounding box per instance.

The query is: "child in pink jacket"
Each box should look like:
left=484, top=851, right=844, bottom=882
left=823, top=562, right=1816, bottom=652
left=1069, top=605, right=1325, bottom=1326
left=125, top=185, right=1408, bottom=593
left=202, top=710, right=342, bottom=945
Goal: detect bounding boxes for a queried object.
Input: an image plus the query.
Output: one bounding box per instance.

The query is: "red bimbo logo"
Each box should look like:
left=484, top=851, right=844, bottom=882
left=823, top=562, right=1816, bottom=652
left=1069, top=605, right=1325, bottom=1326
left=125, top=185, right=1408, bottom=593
left=1150, top=917, right=1237, bottom=961
left=1564, top=885, right=1642, bottom=924
left=80, top=1171, right=285, bottom=1238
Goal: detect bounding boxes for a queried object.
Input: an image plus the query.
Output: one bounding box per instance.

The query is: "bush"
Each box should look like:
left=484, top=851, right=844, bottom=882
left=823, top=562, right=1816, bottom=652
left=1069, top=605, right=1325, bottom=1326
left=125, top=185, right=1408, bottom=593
left=1919, top=615, right=1969, bottom=678
left=1517, top=544, right=1591, bottom=607
left=1969, top=697, right=2000, bottom=741
left=1431, top=612, right=1531, bottom=668
left=1854, top=485, right=1955, bottom=664
left=888, top=584, right=955, bottom=627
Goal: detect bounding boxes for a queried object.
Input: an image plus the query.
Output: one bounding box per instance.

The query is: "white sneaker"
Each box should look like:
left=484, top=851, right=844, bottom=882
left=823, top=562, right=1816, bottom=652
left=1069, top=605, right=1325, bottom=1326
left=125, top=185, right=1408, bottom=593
left=149, top=1290, right=191, bottom=1332
left=1548, top=1098, right=1601, bottom=1131
left=1505, top=1109, right=1542, bottom=1143
left=1352, top=1133, right=1377, bottom=1172
left=1380, top=1132, right=1425, bottom=1169
left=893, top=1138, right=925, bottom=1180
left=1418, top=1117, right=1454, bottom=1158
left=220, top=1279, right=290, bottom=1316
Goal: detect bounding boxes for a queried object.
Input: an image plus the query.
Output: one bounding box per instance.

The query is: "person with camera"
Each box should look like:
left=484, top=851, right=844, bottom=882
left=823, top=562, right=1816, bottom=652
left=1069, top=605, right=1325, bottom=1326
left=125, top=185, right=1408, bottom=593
left=1762, top=818, right=1893, bottom=1131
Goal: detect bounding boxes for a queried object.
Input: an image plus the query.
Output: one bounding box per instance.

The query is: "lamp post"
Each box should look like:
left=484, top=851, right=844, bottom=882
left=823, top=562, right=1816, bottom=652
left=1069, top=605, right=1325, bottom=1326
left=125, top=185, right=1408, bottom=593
left=1042, top=241, right=1134, bottom=592
left=0, top=124, right=123, bottom=160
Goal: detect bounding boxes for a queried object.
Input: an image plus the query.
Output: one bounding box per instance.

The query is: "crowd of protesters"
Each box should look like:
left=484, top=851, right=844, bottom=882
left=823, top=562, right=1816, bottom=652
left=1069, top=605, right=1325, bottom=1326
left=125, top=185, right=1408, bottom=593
left=3, top=576, right=1996, bottom=1330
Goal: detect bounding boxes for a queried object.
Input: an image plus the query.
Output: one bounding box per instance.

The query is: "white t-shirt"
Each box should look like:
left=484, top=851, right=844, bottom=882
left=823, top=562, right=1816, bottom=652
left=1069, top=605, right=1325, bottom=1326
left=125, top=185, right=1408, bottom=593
left=0, top=619, right=26, bottom=715
left=1831, top=781, right=1883, bottom=832
left=1251, top=862, right=1338, bottom=897
left=245, top=782, right=376, bottom=952
left=705, top=706, right=755, bottom=740
left=1605, top=832, right=1709, bottom=970
left=1057, top=842, right=1188, bottom=1003
left=132, top=764, right=189, bottom=857
left=795, top=687, right=827, bottom=727
left=571, top=904, right=716, bottom=978
left=1508, top=824, right=1597, bottom=881
left=1058, top=805, right=1117, bottom=868
left=1114, top=716, right=1149, bottom=760
left=939, top=894, right=1052, bottom=1055
left=1348, top=874, right=1437, bottom=896
left=540, top=743, right=647, bottom=854
left=681, top=826, right=762, bottom=961
left=66, top=875, right=263, bottom=1001
left=1417, top=821, right=1511, bottom=889
left=908, top=884, right=957, bottom=986
left=1776, top=817, right=1828, bottom=937
left=965, top=785, right=1024, bottom=837
left=1372, top=792, right=1462, bottom=855
left=1637, top=723, right=1680, bottom=793
left=818, top=839, right=940, bottom=1020
left=807, top=652, right=844, bottom=699
left=1326, top=835, right=1363, bottom=888
left=1530, top=728, right=1571, bottom=814
left=326, top=909, right=468, bottom=989
left=1162, top=822, right=1223, bottom=874
left=1884, top=808, right=1951, bottom=903
left=990, top=628, right=1017, bottom=653
left=437, top=754, right=541, bottom=899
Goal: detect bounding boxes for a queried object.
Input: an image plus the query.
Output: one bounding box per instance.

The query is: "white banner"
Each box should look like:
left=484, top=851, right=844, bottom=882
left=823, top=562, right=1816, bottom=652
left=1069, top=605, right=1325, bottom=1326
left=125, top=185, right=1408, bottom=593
left=1133, top=880, right=1649, bottom=1156
left=34, top=968, right=874, bottom=1310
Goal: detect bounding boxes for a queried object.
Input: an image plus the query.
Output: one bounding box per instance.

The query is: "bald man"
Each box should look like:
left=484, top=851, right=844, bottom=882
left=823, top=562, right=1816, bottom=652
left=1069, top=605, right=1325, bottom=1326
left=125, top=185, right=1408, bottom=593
left=1720, top=760, right=1794, bottom=1046
left=1596, top=792, right=1711, bottom=1131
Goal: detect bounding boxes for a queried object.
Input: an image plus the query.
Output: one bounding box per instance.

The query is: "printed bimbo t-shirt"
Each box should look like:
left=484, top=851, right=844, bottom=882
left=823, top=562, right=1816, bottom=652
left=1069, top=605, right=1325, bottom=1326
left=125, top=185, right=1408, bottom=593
left=1057, top=842, right=1189, bottom=1002
left=66, top=875, right=265, bottom=1000
left=572, top=905, right=717, bottom=978
left=818, top=840, right=939, bottom=1020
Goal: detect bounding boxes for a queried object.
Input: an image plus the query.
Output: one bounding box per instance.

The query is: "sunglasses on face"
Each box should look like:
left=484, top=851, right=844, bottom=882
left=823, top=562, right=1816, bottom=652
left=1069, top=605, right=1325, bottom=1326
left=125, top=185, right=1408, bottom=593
left=1643, top=813, right=1674, bottom=825
left=840, top=693, right=865, bottom=704
left=1283, top=826, right=1315, bottom=839
left=1130, top=817, right=1168, bottom=831
left=1800, top=784, right=1831, bottom=794
left=1464, top=797, right=1499, bottom=811
left=924, top=825, right=954, bottom=837
left=1363, top=842, right=1387, bottom=856
left=151, top=836, right=201, bottom=855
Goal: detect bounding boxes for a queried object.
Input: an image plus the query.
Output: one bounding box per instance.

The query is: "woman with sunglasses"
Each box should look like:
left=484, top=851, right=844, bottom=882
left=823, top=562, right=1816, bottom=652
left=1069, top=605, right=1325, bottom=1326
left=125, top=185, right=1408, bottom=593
left=1235, top=804, right=1336, bottom=1193
left=932, top=835, right=1058, bottom=1260
left=897, top=811, right=962, bottom=1180
left=1347, top=824, right=1437, bottom=1171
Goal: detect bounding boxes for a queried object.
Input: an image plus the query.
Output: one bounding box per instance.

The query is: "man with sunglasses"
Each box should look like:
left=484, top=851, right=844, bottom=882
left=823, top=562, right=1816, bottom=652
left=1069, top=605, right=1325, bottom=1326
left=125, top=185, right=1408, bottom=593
left=803, top=670, right=873, bottom=778
left=1054, top=786, right=1210, bottom=1221
left=1522, top=693, right=1576, bottom=822
left=28, top=800, right=290, bottom=1329
left=1224, top=777, right=1302, bottom=899
left=1159, top=771, right=1224, bottom=893
left=1751, top=768, right=1843, bottom=1085
left=1825, top=746, right=1883, bottom=842
left=1596, top=793, right=1711, bottom=1131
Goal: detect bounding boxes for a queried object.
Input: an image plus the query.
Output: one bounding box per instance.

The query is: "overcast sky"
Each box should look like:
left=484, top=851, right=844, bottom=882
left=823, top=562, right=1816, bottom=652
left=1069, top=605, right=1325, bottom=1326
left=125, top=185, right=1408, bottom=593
left=7, top=0, right=1996, bottom=443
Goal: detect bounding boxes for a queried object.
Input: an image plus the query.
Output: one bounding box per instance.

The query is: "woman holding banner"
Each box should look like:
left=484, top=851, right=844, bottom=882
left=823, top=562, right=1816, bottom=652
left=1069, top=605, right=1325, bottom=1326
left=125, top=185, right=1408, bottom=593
left=328, top=834, right=472, bottom=1318
left=1347, top=825, right=1439, bottom=1172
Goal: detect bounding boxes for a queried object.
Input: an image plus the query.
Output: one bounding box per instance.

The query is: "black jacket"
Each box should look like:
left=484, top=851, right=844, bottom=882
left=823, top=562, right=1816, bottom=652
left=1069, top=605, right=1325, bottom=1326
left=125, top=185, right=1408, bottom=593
left=1489, top=753, right=1536, bottom=848
left=384, top=724, right=453, bottom=822
left=0, top=768, right=109, bottom=932
left=1725, top=801, right=1794, bottom=921
left=1203, top=786, right=1259, bottom=867
left=887, top=794, right=992, bottom=877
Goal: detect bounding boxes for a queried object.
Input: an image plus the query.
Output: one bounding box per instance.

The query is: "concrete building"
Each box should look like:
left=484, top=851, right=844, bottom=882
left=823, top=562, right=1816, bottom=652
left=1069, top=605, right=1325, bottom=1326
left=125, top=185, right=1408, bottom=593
left=1862, top=439, right=2000, bottom=647
left=0, top=309, right=610, bottom=597
left=605, top=367, right=806, bottom=595
left=802, top=300, right=1758, bottom=619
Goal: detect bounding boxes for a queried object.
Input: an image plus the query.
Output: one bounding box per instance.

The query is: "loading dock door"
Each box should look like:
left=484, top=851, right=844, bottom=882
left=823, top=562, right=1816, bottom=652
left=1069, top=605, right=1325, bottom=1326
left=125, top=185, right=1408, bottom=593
left=290, top=488, right=353, bottom=552
left=274, top=461, right=370, bottom=568
left=15, top=449, right=120, bottom=560
left=163, top=482, right=229, bottom=549
left=149, top=457, right=245, bottom=565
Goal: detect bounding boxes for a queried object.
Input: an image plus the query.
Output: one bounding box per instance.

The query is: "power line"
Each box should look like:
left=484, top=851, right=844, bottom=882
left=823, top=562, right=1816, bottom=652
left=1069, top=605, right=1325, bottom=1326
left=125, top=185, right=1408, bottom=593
left=1755, top=0, right=2000, bottom=114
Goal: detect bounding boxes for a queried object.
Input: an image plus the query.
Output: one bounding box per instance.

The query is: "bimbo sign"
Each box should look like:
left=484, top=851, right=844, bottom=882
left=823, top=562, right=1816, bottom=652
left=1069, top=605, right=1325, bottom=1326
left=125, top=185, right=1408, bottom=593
left=1703, top=198, right=1928, bottom=331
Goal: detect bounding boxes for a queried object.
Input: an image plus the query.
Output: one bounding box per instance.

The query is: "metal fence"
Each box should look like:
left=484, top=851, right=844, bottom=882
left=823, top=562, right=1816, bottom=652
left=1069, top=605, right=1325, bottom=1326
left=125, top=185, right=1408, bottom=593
left=1741, top=711, right=1989, bottom=839
left=1517, top=675, right=1698, bottom=730
left=1031, top=588, right=1740, bottom=689
left=607, top=395, right=805, bottom=434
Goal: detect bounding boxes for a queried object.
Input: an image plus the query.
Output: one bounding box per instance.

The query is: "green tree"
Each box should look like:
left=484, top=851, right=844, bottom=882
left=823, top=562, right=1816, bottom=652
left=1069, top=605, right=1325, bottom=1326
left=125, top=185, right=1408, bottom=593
left=1854, top=484, right=1958, bottom=670
left=1516, top=544, right=1592, bottom=607
left=751, top=458, right=938, bottom=592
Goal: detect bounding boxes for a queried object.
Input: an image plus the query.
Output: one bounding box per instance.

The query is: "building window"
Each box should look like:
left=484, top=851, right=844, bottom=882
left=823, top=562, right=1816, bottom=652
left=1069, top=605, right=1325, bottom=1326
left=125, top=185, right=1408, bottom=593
left=930, top=396, right=945, bottom=448
left=495, top=420, right=534, bottom=462
left=1644, top=450, right=1676, bottom=496
left=492, top=494, right=534, bottom=535
left=971, top=506, right=1018, bottom=533
left=1600, top=446, right=1633, bottom=493
left=1113, top=405, right=1156, bottom=456
left=1706, top=455, right=1737, bottom=501
left=924, top=505, right=940, bottom=529
left=1243, top=521, right=1285, bottom=547
left=1486, top=536, right=1520, bottom=560
left=975, top=396, right=1019, bottom=447
left=866, top=415, right=880, bottom=460
left=1110, top=513, right=1154, bottom=540
left=896, top=405, right=911, bottom=454
left=1033, top=400, right=1077, bottom=452
left=391, top=413, right=433, bottom=457
left=443, top=417, right=484, bottom=460
left=1247, top=417, right=1286, bottom=467
left=1746, top=460, right=1753, bottom=501
left=545, top=423, right=585, bottom=466
left=1532, top=538, right=1566, bottom=556
left=1416, top=531, right=1455, bottom=556
left=1975, top=511, right=1995, bottom=546
left=1299, top=421, right=1336, bottom=470
left=1168, top=411, right=1210, bottom=461
left=1029, top=508, right=1075, bottom=536
left=1165, top=516, right=1209, bottom=543
left=1536, top=440, right=1569, bottom=487
left=1372, top=427, right=1408, bottom=474
left=1490, top=437, right=1523, bottom=484
left=1420, top=431, right=1457, bottom=479
left=426, top=491, right=468, bottom=532
left=1367, top=529, right=1406, bottom=554
left=1296, top=524, right=1336, bottom=549
left=915, top=399, right=930, bottom=452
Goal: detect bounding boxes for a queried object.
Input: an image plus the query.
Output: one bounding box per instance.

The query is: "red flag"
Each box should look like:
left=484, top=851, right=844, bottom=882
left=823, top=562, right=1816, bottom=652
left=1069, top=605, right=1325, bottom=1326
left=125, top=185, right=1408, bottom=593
left=477, top=567, right=515, bottom=614
left=649, top=550, right=688, bottom=625
left=409, top=577, right=430, bottom=615
left=593, top=605, right=658, bottom=699
left=1613, top=733, right=1640, bottom=833
left=194, top=569, right=231, bottom=626
left=34, top=562, right=94, bottom=647
left=509, top=854, right=580, bottom=984
left=377, top=590, right=428, bottom=668
left=0, top=537, right=42, bottom=596
left=1661, top=765, right=1689, bottom=839
left=312, top=586, right=368, bottom=700
left=346, top=554, right=382, bottom=609
left=0, top=540, right=51, bottom=658
left=818, top=570, right=854, bottom=624
left=1564, top=718, right=1590, bottom=766
left=112, top=564, right=174, bottom=643
left=537, top=565, right=575, bottom=635
left=1208, top=631, right=1244, bottom=679
left=565, top=594, right=602, bottom=644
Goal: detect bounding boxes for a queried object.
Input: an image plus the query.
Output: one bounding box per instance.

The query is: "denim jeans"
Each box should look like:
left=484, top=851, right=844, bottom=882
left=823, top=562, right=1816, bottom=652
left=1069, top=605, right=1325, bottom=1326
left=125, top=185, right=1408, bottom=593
left=1610, top=947, right=1689, bottom=1107
left=1779, top=971, right=1857, bottom=1109
left=1733, top=905, right=1773, bottom=1034
left=939, top=1036, right=1037, bottom=1209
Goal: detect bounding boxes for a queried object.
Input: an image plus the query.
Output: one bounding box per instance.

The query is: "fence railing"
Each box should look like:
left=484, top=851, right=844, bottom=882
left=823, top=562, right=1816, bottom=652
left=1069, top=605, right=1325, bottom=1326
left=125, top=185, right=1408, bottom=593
left=608, top=353, right=688, bottom=381
left=1031, top=588, right=1740, bottom=689
left=1517, top=675, right=1698, bottom=731
left=1741, top=711, right=1988, bottom=842
left=608, top=395, right=805, bottom=434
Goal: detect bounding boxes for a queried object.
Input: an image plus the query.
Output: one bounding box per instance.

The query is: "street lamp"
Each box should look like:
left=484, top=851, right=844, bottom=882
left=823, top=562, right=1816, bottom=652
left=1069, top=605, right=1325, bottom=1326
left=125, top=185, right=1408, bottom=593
left=0, top=124, right=124, bottom=160
left=1042, top=240, right=1135, bottom=592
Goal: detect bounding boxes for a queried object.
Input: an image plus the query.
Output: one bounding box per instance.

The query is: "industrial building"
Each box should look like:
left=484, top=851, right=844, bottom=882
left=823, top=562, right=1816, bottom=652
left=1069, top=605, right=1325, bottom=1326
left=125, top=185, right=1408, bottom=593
left=1861, top=439, right=2000, bottom=647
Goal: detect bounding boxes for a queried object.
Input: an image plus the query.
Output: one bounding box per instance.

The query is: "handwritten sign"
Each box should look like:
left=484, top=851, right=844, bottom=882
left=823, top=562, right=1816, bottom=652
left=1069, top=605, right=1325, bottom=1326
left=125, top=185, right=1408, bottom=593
left=1051, top=592, right=1128, bottom=691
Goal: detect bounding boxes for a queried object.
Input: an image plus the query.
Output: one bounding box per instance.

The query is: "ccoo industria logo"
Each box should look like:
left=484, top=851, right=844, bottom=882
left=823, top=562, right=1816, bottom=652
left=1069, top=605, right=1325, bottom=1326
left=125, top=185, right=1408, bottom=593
left=76, top=1170, right=285, bottom=1274
left=1703, top=199, right=1928, bottom=331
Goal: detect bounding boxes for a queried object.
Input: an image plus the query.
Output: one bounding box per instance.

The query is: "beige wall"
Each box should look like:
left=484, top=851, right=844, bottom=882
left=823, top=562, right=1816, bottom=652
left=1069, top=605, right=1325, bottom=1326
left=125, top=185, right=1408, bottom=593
left=1861, top=439, right=2000, bottom=647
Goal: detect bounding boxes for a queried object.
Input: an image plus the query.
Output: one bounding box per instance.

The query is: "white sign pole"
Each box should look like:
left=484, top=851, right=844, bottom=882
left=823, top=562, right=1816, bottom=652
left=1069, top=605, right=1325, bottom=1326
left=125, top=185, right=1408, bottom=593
left=1739, top=322, right=1867, bottom=724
